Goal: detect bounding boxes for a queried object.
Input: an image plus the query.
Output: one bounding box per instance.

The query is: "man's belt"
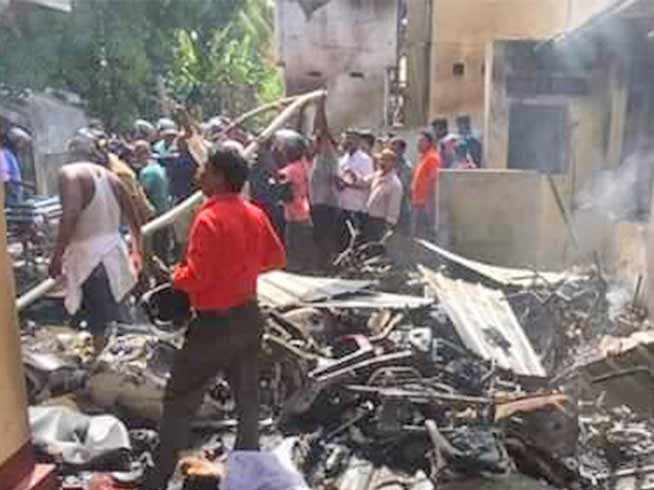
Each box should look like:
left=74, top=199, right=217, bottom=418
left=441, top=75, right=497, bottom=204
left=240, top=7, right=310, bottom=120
left=194, top=300, right=255, bottom=320
left=194, top=308, right=232, bottom=319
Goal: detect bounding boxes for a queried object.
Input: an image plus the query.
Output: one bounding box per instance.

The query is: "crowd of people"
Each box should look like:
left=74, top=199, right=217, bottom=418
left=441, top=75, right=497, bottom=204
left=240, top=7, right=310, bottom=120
left=1, top=95, right=483, bottom=490
left=2, top=98, right=482, bottom=275
left=249, top=98, right=482, bottom=272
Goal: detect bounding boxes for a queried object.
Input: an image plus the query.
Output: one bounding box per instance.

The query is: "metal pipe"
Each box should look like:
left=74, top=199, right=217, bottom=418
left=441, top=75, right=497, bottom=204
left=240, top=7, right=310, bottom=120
left=225, top=95, right=299, bottom=133
left=16, top=277, right=57, bottom=312
left=16, top=89, right=326, bottom=312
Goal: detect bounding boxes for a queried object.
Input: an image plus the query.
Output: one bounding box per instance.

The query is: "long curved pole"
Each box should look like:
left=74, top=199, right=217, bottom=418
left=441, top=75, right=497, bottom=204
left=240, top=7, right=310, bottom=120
left=16, top=89, right=326, bottom=312
left=225, top=95, right=299, bottom=133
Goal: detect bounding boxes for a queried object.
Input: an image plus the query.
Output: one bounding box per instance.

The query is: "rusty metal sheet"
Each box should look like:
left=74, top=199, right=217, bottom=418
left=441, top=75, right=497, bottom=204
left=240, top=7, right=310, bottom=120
left=417, top=239, right=568, bottom=287
left=258, top=271, right=373, bottom=308
left=420, top=266, right=546, bottom=377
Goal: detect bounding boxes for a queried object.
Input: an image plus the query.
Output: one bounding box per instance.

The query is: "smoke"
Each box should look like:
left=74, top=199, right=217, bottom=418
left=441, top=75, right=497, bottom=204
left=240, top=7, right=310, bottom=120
left=575, top=149, right=654, bottom=222
left=570, top=148, right=652, bottom=304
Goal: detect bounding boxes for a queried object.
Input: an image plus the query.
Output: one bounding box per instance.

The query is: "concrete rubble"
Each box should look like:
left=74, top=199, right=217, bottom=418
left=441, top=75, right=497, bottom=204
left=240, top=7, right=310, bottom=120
left=16, top=238, right=654, bottom=490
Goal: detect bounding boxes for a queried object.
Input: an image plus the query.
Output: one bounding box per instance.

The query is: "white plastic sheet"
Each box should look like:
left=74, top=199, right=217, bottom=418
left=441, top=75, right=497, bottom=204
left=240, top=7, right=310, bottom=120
left=29, top=406, right=131, bottom=465
left=224, top=443, right=309, bottom=490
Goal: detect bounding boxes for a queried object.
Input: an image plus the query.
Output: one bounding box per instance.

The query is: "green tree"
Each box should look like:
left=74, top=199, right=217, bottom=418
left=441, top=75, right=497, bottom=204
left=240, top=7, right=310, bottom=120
left=0, top=0, right=282, bottom=130
left=168, top=0, right=283, bottom=120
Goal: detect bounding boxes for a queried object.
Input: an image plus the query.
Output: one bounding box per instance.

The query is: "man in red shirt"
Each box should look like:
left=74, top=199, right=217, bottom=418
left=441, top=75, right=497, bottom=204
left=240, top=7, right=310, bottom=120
left=144, top=145, right=286, bottom=490
left=411, top=130, right=441, bottom=240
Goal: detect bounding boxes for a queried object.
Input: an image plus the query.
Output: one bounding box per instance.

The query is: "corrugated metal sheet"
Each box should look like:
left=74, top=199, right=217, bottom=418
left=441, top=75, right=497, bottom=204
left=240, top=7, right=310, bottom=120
left=258, top=271, right=432, bottom=309
left=300, top=291, right=432, bottom=309
left=258, top=271, right=372, bottom=307
left=416, top=239, right=568, bottom=287
left=420, top=266, right=546, bottom=377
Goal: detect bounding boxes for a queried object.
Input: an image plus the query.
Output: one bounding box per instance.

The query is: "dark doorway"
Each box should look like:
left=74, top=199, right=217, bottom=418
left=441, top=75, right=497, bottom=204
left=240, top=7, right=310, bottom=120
left=508, top=103, right=569, bottom=174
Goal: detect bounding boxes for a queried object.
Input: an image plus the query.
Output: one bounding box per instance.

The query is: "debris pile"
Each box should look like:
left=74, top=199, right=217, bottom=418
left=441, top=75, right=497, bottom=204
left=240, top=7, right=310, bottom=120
left=18, top=239, right=654, bottom=489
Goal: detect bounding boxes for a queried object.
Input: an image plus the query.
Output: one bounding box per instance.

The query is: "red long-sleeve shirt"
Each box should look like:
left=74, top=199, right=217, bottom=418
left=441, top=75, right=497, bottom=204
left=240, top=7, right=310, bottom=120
left=173, top=194, right=286, bottom=310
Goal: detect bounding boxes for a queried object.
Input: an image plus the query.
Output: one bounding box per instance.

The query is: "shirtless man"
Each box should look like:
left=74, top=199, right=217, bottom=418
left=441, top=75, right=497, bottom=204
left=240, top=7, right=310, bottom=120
left=50, top=136, right=143, bottom=353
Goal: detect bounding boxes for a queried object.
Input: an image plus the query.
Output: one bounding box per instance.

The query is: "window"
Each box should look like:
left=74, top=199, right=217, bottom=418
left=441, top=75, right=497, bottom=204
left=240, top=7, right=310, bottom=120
left=452, top=62, right=465, bottom=77
left=507, top=103, right=569, bottom=174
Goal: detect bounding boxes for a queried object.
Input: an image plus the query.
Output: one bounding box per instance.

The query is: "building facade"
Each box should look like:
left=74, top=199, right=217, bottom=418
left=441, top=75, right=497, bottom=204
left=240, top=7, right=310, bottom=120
left=275, top=0, right=400, bottom=132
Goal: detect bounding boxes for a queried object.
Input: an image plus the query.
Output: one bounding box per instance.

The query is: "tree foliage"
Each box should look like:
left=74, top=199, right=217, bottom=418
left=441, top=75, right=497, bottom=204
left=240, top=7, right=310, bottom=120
left=0, top=0, right=282, bottom=130
left=169, top=0, right=282, bottom=118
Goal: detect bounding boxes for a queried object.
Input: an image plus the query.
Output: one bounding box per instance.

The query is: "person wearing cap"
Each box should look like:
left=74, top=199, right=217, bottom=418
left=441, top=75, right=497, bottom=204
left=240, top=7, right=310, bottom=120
left=350, top=149, right=403, bottom=242
left=143, top=145, right=286, bottom=490
left=133, top=119, right=157, bottom=143
left=411, top=129, right=442, bottom=240
left=50, top=134, right=144, bottom=354
left=153, top=118, right=179, bottom=160
left=358, top=130, right=376, bottom=158
left=337, top=129, right=374, bottom=247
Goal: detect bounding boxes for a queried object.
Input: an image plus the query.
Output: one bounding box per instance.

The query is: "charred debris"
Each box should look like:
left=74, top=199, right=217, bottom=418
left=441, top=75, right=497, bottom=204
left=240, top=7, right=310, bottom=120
left=18, top=237, right=654, bottom=490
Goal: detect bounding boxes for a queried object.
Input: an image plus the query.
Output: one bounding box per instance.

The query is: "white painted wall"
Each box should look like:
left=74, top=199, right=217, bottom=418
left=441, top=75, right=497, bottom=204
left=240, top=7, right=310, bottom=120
left=276, top=0, right=398, bottom=132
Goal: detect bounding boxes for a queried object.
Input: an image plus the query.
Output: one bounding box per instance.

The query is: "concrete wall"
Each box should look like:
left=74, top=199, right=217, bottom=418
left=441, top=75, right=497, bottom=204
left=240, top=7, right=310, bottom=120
left=478, top=37, right=634, bottom=270
left=438, top=166, right=654, bottom=292
left=275, top=0, right=398, bottom=132
left=439, top=169, right=544, bottom=267
left=0, top=92, right=88, bottom=195
left=0, top=185, right=31, bottom=466
left=429, top=0, right=570, bottom=132
left=483, top=40, right=618, bottom=193
left=439, top=169, right=570, bottom=268
left=429, top=0, right=617, bottom=133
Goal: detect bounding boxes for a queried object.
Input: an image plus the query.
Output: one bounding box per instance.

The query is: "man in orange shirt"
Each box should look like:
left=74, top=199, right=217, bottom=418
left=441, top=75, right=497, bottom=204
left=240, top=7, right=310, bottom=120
left=411, top=130, right=441, bottom=240
left=144, top=145, right=286, bottom=490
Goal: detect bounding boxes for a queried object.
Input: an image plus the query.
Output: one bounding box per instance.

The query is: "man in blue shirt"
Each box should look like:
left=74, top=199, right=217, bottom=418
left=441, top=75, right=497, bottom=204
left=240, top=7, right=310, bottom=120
left=135, top=140, right=171, bottom=262
left=1, top=128, right=27, bottom=204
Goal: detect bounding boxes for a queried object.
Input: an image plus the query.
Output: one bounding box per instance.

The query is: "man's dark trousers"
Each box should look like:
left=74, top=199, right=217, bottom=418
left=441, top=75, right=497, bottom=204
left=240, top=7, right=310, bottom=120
left=146, top=300, right=263, bottom=488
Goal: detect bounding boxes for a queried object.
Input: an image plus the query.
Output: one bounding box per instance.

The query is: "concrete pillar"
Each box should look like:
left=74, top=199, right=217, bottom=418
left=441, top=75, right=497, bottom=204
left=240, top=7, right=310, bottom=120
left=404, top=0, right=432, bottom=127
left=483, top=41, right=509, bottom=169
left=0, top=185, right=56, bottom=489
left=606, top=58, right=628, bottom=168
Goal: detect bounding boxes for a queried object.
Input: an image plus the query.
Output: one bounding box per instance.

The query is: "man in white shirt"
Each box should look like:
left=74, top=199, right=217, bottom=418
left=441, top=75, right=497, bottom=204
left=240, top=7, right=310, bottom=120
left=336, top=129, right=374, bottom=248
left=350, top=149, right=403, bottom=242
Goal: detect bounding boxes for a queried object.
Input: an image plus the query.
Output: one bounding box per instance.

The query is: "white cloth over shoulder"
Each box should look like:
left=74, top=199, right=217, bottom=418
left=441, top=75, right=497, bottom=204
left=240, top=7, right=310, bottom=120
left=223, top=449, right=310, bottom=490
left=63, top=166, right=136, bottom=314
